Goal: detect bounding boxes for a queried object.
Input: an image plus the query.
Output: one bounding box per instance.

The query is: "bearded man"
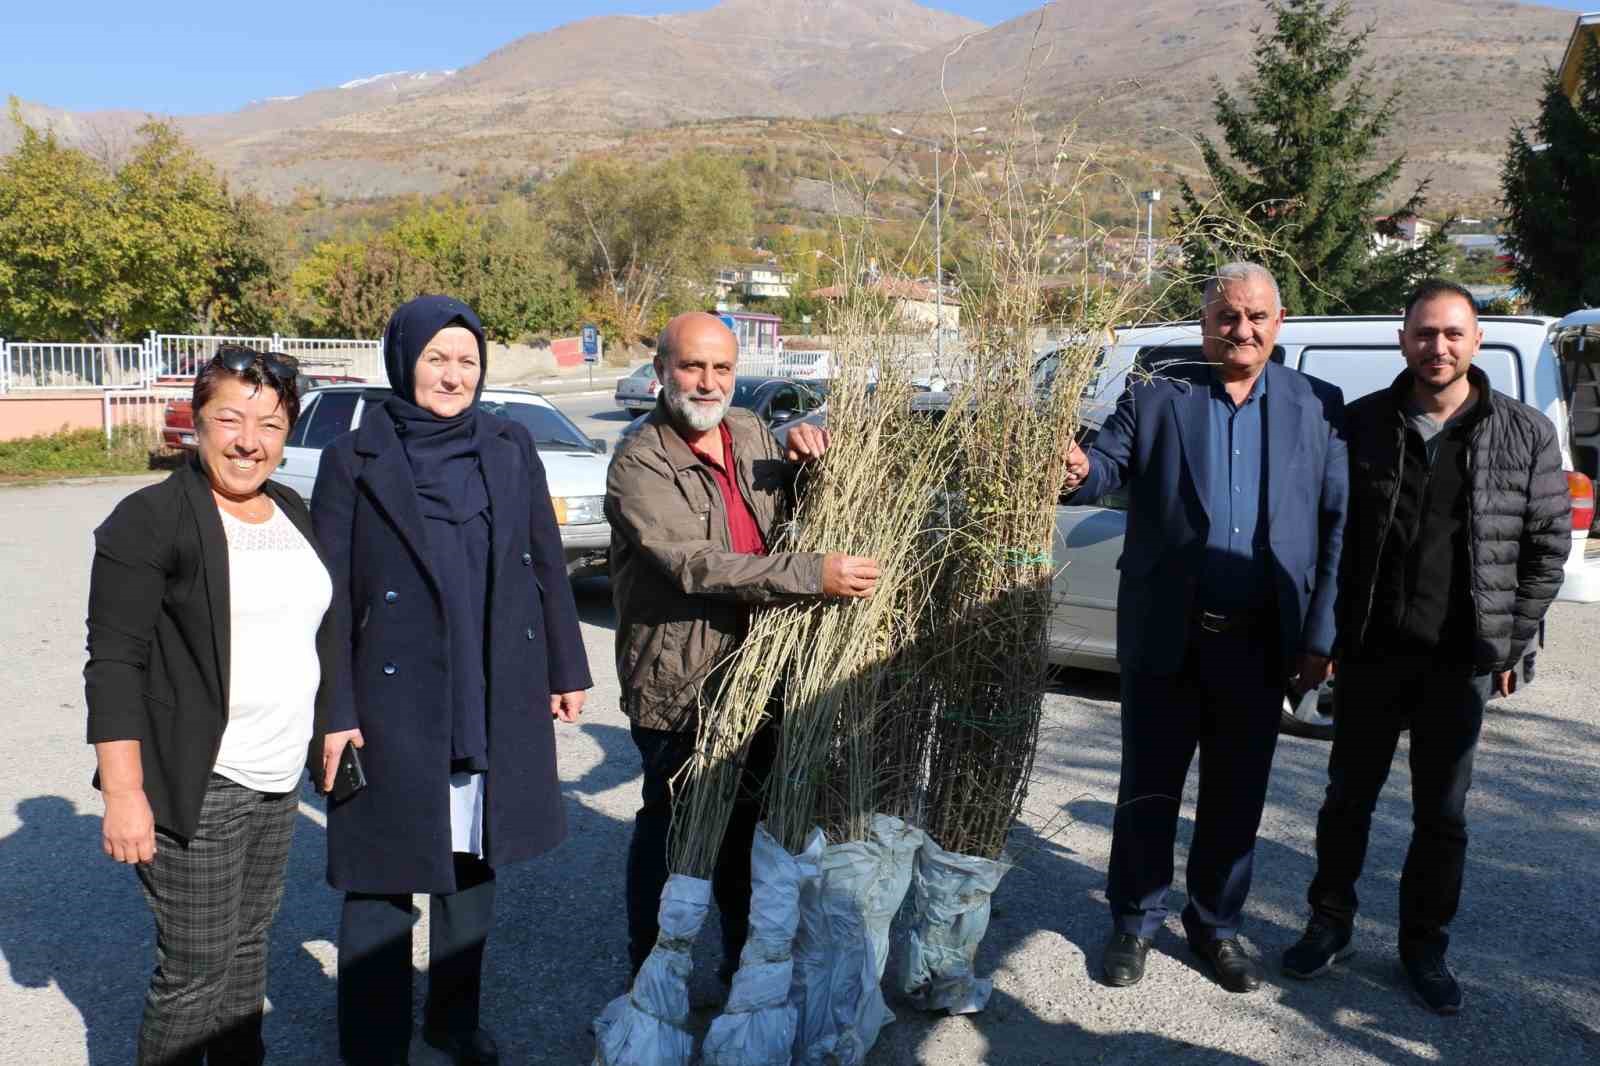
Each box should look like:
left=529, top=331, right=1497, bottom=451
left=603, top=311, right=879, bottom=984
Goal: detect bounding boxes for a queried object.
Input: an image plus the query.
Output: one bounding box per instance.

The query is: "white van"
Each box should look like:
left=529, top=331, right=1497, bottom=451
left=1050, top=312, right=1600, bottom=678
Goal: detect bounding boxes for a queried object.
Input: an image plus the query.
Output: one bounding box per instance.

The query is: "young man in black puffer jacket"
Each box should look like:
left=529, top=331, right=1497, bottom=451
left=1282, top=279, right=1570, bottom=1014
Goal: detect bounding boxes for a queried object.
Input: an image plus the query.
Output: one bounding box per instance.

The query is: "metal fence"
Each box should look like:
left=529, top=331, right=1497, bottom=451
left=0, top=332, right=383, bottom=394
left=149, top=333, right=383, bottom=382
left=102, top=385, right=189, bottom=445
left=0, top=341, right=150, bottom=391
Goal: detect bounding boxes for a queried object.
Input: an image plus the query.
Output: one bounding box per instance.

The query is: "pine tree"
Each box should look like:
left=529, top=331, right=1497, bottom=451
left=1167, top=0, right=1449, bottom=315
left=1501, top=38, right=1600, bottom=314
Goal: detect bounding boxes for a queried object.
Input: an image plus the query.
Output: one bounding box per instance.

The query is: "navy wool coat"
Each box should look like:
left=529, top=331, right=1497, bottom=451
left=312, top=409, right=592, bottom=894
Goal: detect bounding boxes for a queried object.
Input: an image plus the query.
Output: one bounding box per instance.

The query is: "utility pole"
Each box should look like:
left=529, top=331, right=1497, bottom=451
left=1140, top=188, right=1162, bottom=284
left=890, top=125, right=985, bottom=371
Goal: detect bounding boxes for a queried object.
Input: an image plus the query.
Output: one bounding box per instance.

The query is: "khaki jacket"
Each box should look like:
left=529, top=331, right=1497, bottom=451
left=605, top=405, right=823, bottom=731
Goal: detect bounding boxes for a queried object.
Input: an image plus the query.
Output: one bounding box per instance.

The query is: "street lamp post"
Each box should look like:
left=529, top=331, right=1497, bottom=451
left=1140, top=188, right=1162, bottom=285
left=889, top=125, right=985, bottom=369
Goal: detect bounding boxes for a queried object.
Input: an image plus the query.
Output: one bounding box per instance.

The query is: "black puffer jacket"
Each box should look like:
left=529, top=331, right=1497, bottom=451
left=1339, top=366, right=1570, bottom=672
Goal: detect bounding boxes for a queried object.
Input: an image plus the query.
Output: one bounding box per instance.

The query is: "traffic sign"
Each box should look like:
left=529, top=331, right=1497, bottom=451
left=581, top=324, right=600, bottom=363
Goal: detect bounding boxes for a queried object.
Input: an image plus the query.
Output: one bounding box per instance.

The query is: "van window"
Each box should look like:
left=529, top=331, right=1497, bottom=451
left=1558, top=328, right=1600, bottom=482
left=1133, top=344, right=1286, bottom=375
left=1298, top=346, right=1522, bottom=403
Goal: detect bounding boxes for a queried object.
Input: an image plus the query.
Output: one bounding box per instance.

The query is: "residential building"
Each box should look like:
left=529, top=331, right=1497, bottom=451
left=808, top=278, right=960, bottom=332
left=1373, top=213, right=1437, bottom=252
left=1558, top=12, right=1599, bottom=103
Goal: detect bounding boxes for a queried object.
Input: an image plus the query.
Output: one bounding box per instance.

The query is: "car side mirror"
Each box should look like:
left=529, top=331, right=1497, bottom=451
left=589, top=437, right=608, bottom=454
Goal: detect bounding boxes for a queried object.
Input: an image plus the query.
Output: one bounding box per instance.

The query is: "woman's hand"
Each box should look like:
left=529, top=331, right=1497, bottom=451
left=322, top=728, right=365, bottom=793
left=551, top=691, right=586, bottom=723
left=102, top=789, right=156, bottom=864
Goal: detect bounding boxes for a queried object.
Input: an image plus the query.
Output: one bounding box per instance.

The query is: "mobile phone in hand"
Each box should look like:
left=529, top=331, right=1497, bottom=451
left=329, top=743, right=367, bottom=802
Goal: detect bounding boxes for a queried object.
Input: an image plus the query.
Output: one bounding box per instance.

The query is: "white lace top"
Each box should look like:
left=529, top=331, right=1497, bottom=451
left=213, top=501, right=332, bottom=793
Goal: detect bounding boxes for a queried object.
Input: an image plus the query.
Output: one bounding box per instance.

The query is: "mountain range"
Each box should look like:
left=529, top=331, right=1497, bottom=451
left=4, top=0, right=1582, bottom=207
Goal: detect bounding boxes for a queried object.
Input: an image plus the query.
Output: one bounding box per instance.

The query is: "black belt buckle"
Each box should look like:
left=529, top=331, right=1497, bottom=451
left=1199, top=610, right=1229, bottom=634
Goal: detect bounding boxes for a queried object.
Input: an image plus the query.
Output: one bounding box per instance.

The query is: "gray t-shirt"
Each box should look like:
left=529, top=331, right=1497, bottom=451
left=1404, top=387, right=1479, bottom=463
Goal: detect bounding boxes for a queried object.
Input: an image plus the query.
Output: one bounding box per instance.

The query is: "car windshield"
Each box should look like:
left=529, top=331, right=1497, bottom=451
left=478, top=399, right=592, bottom=450
left=628, top=364, right=655, bottom=380
left=730, top=379, right=767, bottom=408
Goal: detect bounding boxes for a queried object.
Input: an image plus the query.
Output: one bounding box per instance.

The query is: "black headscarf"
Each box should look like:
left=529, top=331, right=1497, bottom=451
left=382, top=295, right=493, bottom=772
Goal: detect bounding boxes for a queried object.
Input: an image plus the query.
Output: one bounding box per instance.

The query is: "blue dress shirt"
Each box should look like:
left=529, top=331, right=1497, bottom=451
left=1199, top=368, right=1270, bottom=613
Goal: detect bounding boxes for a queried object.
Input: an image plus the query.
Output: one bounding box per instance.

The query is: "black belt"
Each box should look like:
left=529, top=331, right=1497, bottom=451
left=1191, top=608, right=1265, bottom=635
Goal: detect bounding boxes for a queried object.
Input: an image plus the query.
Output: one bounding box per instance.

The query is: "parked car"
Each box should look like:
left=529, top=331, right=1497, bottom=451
left=271, top=384, right=613, bottom=577
left=777, top=312, right=1600, bottom=741
left=161, top=372, right=362, bottom=451
left=620, top=376, right=826, bottom=441
left=614, top=363, right=662, bottom=415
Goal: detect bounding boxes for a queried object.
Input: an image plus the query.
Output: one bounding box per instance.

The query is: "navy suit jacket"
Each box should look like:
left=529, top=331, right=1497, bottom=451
left=1072, top=360, right=1348, bottom=675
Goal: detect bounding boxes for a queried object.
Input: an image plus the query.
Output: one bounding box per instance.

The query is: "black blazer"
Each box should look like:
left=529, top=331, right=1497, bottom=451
left=84, top=458, right=338, bottom=840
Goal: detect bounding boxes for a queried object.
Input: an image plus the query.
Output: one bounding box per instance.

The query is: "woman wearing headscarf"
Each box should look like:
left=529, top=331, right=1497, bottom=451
left=312, top=296, right=592, bottom=1066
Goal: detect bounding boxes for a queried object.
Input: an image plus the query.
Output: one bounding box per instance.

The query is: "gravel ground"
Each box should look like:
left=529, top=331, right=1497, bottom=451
left=2, top=475, right=1597, bottom=1065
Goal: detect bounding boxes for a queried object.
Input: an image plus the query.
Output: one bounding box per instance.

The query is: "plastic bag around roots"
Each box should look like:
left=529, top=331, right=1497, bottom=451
left=702, top=824, right=808, bottom=1066
left=591, top=874, right=711, bottom=1066
left=897, top=836, right=1011, bottom=1016
left=789, top=815, right=925, bottom=1066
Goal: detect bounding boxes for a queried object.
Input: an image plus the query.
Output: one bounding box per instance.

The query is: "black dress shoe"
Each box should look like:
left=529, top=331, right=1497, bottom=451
left=1102, top=931, right=1154, bottom=987
left=421, top=1027, right=499, bottom=1065
left=1191, top=937, right=1262, bottom=993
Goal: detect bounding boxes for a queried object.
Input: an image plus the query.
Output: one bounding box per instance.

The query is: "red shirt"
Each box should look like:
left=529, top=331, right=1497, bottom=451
left=686, top=422, right=767, bottom=556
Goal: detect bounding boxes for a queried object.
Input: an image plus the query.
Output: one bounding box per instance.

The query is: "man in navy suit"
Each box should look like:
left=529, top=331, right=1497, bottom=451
left=1063, top=262, right=1348, bottom=992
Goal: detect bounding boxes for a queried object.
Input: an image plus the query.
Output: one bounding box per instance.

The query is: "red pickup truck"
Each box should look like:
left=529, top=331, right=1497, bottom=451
left=162, top=373, right=363, bottom=451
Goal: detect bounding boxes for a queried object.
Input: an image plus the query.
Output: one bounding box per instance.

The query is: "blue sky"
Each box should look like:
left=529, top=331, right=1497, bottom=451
left=4, top=1, right=1597, bottom=114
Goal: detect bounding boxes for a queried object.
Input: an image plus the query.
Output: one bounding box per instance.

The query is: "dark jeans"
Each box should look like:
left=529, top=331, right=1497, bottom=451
left=1309, top=657, right=1489, bottom=954
left=625, top=719, right=777, bottom=974
left=338, top=853, right=496, bottom=1065
left=1107, top=617, right=1283, bottom=942
left=135, top=776, right=297, bottom=1066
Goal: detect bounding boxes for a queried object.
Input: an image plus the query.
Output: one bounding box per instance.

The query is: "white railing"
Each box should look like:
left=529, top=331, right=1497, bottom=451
left=151, top=334, right=276, bottom=379
left=739, top=346, right=951, bottom=386
left=0, top=341, right=149, bottom=390
left=150, top=333, right=382, bottom=381
left=274, top=336, right=384, bottom=380
left=0, top=333, right=383, bottom=394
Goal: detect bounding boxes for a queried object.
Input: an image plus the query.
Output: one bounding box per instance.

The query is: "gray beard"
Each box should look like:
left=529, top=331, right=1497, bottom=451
left=663, top=381, right=729, bottom=432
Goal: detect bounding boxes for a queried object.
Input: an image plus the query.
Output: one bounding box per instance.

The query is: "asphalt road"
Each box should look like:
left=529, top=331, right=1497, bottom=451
left=2, top=476, right=1597, bottom=1065
left=543, top=388, right=638, bottom=450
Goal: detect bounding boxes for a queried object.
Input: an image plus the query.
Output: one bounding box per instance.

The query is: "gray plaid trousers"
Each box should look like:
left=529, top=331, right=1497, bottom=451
left=135, top=774, right=297, bottom=1066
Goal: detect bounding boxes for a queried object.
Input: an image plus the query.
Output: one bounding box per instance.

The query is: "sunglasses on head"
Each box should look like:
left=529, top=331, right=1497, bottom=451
left=212, top=347, right=300, bottom=382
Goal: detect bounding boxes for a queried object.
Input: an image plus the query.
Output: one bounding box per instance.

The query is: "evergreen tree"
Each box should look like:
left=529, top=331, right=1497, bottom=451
left=1167, top=0, right=1449, bottom=315
left=1501, top=38, right=1600, bottom=314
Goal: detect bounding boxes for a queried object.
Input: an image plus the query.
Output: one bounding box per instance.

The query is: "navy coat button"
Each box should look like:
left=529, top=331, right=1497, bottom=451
left=525, top=626, right=535, bottom=640
left=384, top=590, right=398, bottom=603
left=382, top=662, right=397, bottom=676
left=521, top=552, right=532, bottom=566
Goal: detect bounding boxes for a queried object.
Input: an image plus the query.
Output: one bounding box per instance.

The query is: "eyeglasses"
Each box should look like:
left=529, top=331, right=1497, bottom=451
left=212, top=347, right=300, bottom=382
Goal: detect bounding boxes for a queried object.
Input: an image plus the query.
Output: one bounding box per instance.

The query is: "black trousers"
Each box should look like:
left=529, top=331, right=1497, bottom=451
left=337, top=853, right=496, bottom=1065
left=1309, top=657, right=1489, bottom=954
left=625, top=719, right=777, bottom=974
left=1107, top=618, right=1283, bottom=942
left=135, top=775, right=297, bottom=1066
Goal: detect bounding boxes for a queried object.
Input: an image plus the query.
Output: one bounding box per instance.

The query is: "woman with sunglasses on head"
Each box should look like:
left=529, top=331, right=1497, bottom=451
left=312, top=296, right=591, bottom=1066
left=85, top=346, right=336, bottom=1065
